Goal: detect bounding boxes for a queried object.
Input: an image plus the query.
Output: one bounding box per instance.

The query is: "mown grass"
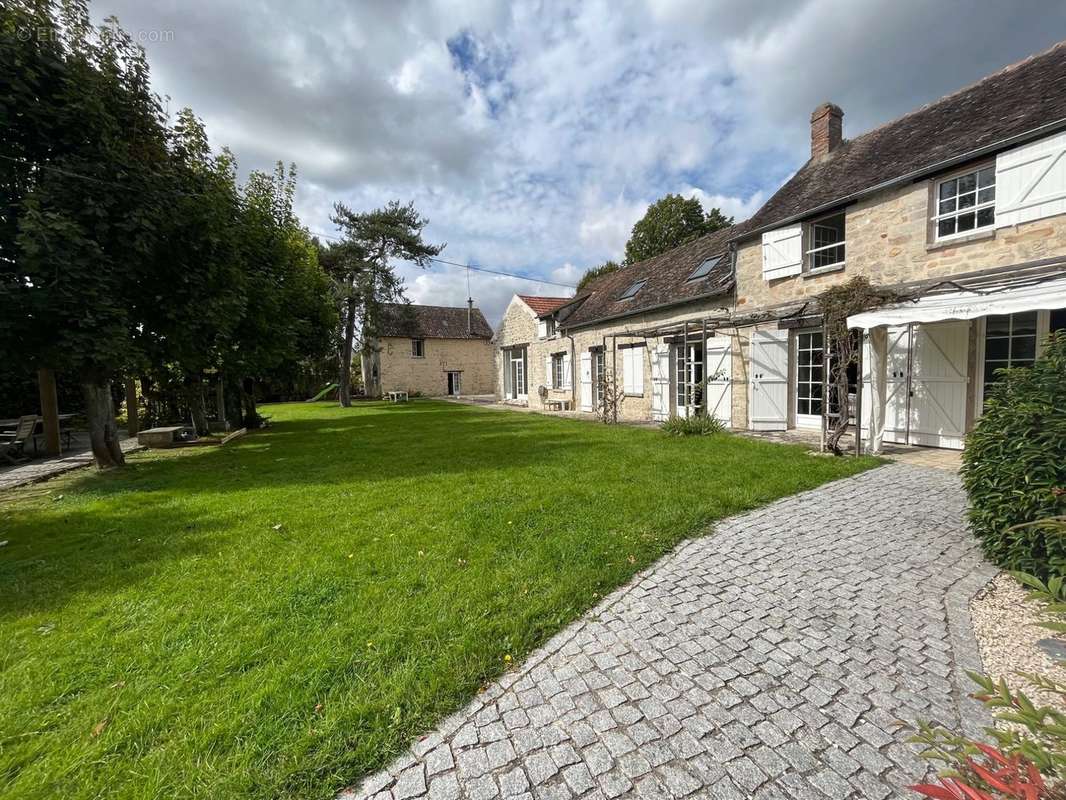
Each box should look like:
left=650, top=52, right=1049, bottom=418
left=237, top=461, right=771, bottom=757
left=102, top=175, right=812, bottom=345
left=0, top=400, right=878, bottom=799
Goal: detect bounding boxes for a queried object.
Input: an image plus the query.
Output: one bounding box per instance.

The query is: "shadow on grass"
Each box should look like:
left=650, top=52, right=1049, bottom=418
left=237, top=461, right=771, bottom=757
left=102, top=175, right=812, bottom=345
left=0, top=501, right=221, bottom=619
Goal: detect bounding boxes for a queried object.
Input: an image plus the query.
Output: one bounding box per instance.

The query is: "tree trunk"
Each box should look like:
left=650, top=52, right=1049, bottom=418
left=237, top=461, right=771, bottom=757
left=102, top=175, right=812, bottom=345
left=338, top=297, right=356, bottom=407
left=361, top=343, right=381, bottom=399
left=82, top=373, right=126, bottom=469
left=241, top=377, right=260, bottom=428
left=220, top=375, right=244, bottom=430
left=184, top=375, right=210, bottom=435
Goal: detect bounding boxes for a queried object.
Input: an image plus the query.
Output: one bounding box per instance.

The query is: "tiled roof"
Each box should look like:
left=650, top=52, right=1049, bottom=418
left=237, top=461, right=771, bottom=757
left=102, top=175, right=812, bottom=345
left=518, top=295, right=572, bottom=317
left=379, top=303, right=493, bottom=339
left=558, top=225, right=741, bottom=330
left=737, top=41, right=1066, bottom=238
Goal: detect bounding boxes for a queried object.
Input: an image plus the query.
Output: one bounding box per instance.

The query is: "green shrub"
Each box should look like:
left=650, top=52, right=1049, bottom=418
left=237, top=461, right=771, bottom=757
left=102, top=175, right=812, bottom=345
left=961, top=331, right=1066, bottom=577
left=660, top=414, right=725, bottom=436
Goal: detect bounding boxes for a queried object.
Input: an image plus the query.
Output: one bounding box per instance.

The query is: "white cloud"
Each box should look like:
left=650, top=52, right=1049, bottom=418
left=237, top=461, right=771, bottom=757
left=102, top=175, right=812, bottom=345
left=94, top=0, right=1066, bottom=318
left=680, top=187, right=766, bottom=224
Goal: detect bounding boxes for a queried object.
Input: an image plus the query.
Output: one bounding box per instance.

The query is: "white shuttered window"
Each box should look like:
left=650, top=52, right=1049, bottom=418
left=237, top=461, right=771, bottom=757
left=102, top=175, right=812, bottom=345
left=995, top=131, right=1066, bottom=228
left=761, top=225, right=803, bottom=280
left=622, top=346, right=644, bottom=395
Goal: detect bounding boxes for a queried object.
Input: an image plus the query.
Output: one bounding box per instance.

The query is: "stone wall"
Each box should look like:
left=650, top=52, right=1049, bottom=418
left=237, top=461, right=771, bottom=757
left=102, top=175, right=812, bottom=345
left=734, top=177, right=1066, bottom=311
left=553, top=299, right=733, bottom=421
left=379, top=336, right=495, bottom=396
left=493, top=298, right=539, bottom=402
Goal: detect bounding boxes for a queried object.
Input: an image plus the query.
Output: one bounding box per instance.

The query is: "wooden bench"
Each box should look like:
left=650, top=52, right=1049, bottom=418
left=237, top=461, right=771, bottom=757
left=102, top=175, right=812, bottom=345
left=545, top=398, right=572, bottom=412
left=386, top=391, right=409, bottom=403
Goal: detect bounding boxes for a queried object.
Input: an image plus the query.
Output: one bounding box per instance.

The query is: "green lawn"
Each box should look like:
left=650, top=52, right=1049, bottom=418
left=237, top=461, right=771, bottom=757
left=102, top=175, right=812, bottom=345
left=0, top=401, right=877, bottom=799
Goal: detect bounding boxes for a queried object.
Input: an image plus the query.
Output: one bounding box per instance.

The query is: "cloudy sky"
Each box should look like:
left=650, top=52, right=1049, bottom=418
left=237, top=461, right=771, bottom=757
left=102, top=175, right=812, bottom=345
left=94, top=0, right=1065, bottom=325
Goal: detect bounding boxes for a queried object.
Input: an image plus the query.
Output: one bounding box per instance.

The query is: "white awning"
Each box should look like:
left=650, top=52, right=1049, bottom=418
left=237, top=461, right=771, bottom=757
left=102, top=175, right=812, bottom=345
left=848, top=273, right=1066, bottom=330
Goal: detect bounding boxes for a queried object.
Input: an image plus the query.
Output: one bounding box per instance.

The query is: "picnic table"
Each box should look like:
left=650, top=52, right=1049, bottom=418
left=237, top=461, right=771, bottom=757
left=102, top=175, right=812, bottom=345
left=0, top=414, right=76, bottom=453
left=386, top=391, right=409, bottom=403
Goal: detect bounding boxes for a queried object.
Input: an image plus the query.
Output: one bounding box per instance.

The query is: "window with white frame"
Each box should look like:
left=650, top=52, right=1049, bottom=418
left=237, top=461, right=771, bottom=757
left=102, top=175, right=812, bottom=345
left=621, top=345, right=644, bottom=395
left=795, top=330, right=825, bottom=422
left=551, top=352, right=565, bottom=389
left=806, top=212, right=845, bottom=270
left=936, top=166, right=995, bottom=239
left=411, top=338, right=425, bottom=357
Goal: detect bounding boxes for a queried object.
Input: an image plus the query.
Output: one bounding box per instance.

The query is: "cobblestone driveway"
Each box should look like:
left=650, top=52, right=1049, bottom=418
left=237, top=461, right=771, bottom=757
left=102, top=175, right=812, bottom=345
left=341, top=464, right=996, bottom=800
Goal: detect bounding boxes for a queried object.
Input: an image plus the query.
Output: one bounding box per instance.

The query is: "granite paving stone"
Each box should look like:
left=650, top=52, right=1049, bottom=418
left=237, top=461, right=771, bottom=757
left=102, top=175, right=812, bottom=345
left=338, top=464, right=993, bottom=799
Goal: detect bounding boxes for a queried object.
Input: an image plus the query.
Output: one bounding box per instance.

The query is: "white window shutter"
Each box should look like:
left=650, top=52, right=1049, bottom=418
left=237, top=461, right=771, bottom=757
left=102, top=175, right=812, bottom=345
left=537, top=320, right=547, bottom=338
left=563, top=353, right=572, bottom=389
left=623, top=347, right=644, bottom=396
left=995, top=131, right=1066, bottom=227
left=761, top=225, right=803, bottom=280
left=545, top=355, right=553, bottom=389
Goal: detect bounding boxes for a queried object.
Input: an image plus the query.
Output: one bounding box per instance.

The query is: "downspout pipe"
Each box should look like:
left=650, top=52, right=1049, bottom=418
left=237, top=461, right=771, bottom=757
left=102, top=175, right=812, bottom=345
left=568, top=332, right=577, bottom=408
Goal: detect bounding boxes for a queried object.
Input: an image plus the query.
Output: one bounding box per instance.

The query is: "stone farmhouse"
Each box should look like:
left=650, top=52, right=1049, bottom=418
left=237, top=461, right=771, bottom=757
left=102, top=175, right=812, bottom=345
left=493, top=42, right=1066, bottom=450
left=373, top=303, right=494, bottom=398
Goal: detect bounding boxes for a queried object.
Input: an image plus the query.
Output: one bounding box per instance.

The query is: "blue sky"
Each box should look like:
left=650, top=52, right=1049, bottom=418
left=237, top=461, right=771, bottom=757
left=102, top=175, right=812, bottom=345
left=94, top=0, right=1066, bottom=325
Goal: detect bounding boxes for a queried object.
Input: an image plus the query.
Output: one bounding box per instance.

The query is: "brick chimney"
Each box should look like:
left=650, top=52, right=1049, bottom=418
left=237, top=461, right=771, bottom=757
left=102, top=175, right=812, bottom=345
left=810, top=102, right=844, bottom=159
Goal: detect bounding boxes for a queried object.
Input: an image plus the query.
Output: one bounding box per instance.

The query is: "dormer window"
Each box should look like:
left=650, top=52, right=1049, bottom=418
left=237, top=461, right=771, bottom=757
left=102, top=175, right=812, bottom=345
left=618, top=279, right=646, bottom=300
left=806, top=212, right=845, bottom=271
left=687, top=257, right=720, bottom=283
left=537, top=317, right=556, bottom=338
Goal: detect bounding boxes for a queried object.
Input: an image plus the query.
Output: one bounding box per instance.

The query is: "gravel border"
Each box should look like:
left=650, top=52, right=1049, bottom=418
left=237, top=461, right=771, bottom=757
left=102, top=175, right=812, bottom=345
left=971, top=572, right=1066, bottom=723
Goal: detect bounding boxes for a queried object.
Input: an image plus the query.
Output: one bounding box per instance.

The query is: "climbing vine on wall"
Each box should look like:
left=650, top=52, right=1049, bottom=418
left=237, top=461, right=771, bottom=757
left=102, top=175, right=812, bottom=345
left=818, top=277, right=897, bottom=455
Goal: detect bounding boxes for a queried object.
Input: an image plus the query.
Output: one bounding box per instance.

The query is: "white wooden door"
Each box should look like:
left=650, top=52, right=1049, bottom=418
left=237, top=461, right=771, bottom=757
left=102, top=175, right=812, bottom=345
left=908, top=321, right=969, bottom=449
left=749, top=330, right=788, bottom=430
left=650, top=344, right=670, bottom=421
left=864, top=323, right=969, bottom=449
left=579, top=353, right=593, bottom=412
left=883, top=326, right=912, bottom=445
left=705, top=335, right=732, bottom=425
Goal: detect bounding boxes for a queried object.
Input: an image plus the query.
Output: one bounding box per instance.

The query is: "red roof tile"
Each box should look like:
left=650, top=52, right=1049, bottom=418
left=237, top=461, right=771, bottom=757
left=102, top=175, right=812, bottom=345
left=518, top=295, right=572, bottom=316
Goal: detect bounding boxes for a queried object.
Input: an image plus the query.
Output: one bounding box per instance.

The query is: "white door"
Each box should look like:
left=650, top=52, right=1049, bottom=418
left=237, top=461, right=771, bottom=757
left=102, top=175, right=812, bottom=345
left=794, top=329, right=824, bottom=429
left=862, top=323, right=969, bottom=449
left=883, top=326, right=911, bottom=444
left=673, top=343, right=705, bottom=419
left=705, top=336, right=732, bottom=425
left=908, top=321, right=969, bottom=449
left=579, top=353, right=593, bottom=411
left=750, top=330, right=788, bottom=430
left=650, top=343, right=670, bottom=421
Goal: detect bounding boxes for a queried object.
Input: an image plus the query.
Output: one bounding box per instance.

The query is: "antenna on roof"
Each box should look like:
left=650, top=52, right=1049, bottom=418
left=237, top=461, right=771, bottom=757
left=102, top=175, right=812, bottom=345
left=466, top=264, right=473, bottom=334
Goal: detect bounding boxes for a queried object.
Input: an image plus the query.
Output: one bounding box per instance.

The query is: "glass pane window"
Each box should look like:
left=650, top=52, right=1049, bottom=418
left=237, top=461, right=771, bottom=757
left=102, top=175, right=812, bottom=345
left=551, top=353, right=564, bottom=389
left=796, top=330, right=824, bottom=418
left=411, top=338, right=425, bottom=357
left=983, top=312, right=1038, bottom=401
left=808, top=213, right=845, bottom=269
left=937, top=167, right=995, bottom=239
left=674, top=344, right=704, bottom=411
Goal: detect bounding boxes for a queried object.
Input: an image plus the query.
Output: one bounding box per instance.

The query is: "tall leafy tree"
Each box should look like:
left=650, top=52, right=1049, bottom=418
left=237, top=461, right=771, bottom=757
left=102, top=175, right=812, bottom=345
left=222, top=164, right=336, bottom=425
left=139, top=110, right=246, bottom=435
left=319, top=239, right=368, bottom=407
left=1, top=2, right=336, bottom=464
left=2, top=1, right=171, bottom=467
left=330, top=201, right=443, bottom=401
left=623, top=194, right=733, bottom=265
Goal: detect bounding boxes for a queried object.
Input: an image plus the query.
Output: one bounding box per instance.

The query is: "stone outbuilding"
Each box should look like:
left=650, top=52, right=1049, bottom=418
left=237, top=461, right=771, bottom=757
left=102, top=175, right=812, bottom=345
left=372, top=303, right=495, bottom=397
